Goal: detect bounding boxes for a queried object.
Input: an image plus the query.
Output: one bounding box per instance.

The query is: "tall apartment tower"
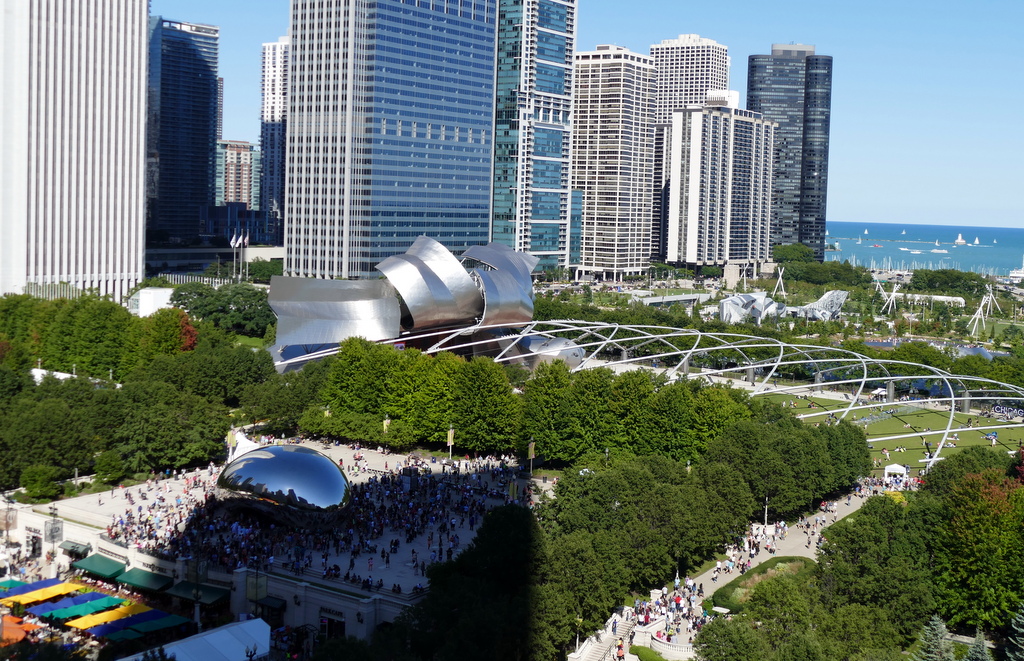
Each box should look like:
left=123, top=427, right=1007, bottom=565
left=490, top=0, right=579, bottom=271
left=147, top=18, right=220, bottom=246
left=747, top=44, right=833, bottom=261
left=286, top=0, right=498, bottom=280
left=572, top=46, right=655, bottom=281
left=260, top=36, right=289, bottom=228
left=650, top=34, right=729, bottom=122
left=649, top=34, right=729, bottom=260
left=215, top=141, right=261, bottom=209
left=0, top=0, right=147, bottom=300
left=662, top=95, right=775, bottom=267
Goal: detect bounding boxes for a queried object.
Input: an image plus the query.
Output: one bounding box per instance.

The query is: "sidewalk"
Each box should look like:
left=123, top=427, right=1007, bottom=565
left=624, top=491, right=870, bottom=659
left=690, top=492, right=868, bottom=602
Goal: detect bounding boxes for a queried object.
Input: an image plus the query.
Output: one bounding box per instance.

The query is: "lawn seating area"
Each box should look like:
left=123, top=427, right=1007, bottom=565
left=761, top=391, right=1022, bottom=477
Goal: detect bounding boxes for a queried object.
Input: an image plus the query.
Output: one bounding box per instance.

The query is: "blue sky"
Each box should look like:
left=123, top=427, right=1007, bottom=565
left=152, top=0, right=1024, bottom=227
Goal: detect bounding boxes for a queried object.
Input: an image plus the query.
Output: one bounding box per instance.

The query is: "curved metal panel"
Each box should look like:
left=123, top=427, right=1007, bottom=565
left=217, top=445, right=351, bottom=511
left=516, top=336, right=585, bottom=370
left=376, top=254, right=468, bottom=330
left=403, top=236, right=482, bottom=320
left=376, top=236, right=490, bottom=330
left=462, top=243, right=538, bottom=297
left=268, top=276, right=401, bottom=348
left=472, top=269, right=533, bottom=326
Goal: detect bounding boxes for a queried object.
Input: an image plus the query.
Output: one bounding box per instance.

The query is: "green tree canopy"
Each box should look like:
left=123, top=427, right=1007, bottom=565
left=773, top=243, right=816, bottom=263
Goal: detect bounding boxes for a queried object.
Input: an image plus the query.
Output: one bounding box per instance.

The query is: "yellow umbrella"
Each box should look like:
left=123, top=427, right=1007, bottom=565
left=1, top=582, right=81, bottom=606
left=65, top=603, right=150, bottom=630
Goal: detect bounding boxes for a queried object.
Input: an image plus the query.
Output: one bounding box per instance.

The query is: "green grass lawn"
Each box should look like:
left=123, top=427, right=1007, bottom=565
left=234, top=335, right=264, bottom=349
left=761, top=391, right=1021, bottom=477
left=709, top=556, right=816, bottom=614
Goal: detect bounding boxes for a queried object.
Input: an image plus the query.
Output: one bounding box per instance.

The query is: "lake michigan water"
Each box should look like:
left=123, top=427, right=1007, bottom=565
left=826, top=221, right=1024, bottom=277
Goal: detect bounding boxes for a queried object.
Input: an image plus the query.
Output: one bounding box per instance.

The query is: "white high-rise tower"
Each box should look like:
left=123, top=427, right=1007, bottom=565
left=649, top=34, right=730, bottom=123
left=572, top=45, right=656, bottom=280
left=0, top=0, right=147, bottom=300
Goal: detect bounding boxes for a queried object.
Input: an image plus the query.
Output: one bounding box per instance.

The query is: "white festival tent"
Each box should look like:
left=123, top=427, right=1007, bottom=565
left=884, top=463, right=909, bottom=477
left=228, top=430, right=260, bottom=462
left=121, top=619, right=271, bottom=661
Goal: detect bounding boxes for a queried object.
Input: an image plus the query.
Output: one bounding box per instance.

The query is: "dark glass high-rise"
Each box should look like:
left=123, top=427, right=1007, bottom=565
left=747, top=44, right=832, bottom=261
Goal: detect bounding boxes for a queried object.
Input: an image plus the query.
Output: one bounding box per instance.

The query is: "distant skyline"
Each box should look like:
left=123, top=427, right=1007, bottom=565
left=151, top=0, right=1024, bottom=228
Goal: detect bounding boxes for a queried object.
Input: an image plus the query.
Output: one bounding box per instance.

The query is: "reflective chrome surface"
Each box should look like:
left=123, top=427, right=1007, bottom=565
left=268, top=277, right=401, bottom=354
left=472, top=269, right=534, bottom=326
left=462, top=243, right=538, bottom=298
left=376, top=236, right=482, bottom=330
left=800, top=290, right=849, bottom=321
left=719, top=292, right=783, bottom=325
left=217, top=445, right=351, bottom=511
left=516, top=336, right=585, bottom=370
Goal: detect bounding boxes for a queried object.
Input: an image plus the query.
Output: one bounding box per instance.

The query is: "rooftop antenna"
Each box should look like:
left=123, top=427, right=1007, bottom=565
left=772, top=267, right=787, bottom=300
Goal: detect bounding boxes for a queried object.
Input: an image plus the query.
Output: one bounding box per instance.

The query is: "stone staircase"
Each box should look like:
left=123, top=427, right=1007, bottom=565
left=578, top=617, right=636, bottom=661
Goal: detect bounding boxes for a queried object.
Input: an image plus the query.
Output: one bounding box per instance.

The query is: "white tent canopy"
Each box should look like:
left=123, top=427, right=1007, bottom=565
left=884, top=463, right=909, bottom=477
left=229, top=430, right=261, bottom=462
left=122, top=618, right=270, bottom=661
left=871, top=387, right=888, bottom=396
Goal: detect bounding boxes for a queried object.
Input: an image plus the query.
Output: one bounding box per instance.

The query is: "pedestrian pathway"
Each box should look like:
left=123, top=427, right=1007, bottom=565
left=574, top=491, right=872, bottom=661
left=692, top=493, right=868, bottom=602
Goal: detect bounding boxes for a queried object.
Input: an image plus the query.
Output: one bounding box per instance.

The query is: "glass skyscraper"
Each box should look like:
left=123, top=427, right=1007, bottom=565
left=747, top=44, right=833, bottom=261
left=490, top=0, right=579, bottom=271
left=146, top=18, right=220, bottom=247
left=286, top=0, right=498, bottom=280
left=260, top=36, right=289, bottom=231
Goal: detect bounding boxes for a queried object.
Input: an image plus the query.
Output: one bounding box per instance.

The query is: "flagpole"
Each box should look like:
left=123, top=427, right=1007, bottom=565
left=235, top=226, right=240, bottom=282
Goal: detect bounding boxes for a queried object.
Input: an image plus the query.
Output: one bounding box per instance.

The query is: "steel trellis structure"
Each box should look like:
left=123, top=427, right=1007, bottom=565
left=277, top=320, right=1024, bottom=469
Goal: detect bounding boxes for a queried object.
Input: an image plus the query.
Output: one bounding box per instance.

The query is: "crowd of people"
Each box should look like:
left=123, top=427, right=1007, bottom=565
left=103, top=467, right=218, bottom=560
left=98, top=443, right=532, bottom=597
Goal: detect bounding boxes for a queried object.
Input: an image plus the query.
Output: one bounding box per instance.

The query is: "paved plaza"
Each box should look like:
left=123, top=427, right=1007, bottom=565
left=45, top=439, right=525, bottom=596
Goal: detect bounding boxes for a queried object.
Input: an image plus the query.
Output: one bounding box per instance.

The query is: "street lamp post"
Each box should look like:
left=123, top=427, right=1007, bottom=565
left=3, top=496, right=12, bottom=548
left=187, top=559, right=208, bottom=631
left=191, top=585, right=203, bottom=630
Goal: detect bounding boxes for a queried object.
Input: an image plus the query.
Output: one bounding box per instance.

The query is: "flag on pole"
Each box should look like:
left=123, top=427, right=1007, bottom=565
left=229, top=232, right=238, bottom=248
left=528, top=441, right=535, bottom=460
left=447, top=427, right=454, bottom=447
left=244, top=232, right=250, bottom=247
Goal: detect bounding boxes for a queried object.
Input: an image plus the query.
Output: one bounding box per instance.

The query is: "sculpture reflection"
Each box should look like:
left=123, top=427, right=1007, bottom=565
left=217, top=446, right=351, bottom=512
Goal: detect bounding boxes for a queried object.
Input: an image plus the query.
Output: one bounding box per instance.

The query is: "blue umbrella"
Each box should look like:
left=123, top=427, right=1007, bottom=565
left=1, top=578, right=61, bottom=598
left=28, top=591, right=105, bottom=616
left=87, top=610, right=168, bottom=638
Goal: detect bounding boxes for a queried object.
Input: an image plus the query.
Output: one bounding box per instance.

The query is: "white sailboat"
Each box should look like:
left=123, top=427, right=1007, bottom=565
left=935, top=240, right=941, bottom=246
left=973, top=237, right=980, bottom=245
left=901, top=229, right=906, bottom=235
left=864, top=229, right=869, bottom=235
